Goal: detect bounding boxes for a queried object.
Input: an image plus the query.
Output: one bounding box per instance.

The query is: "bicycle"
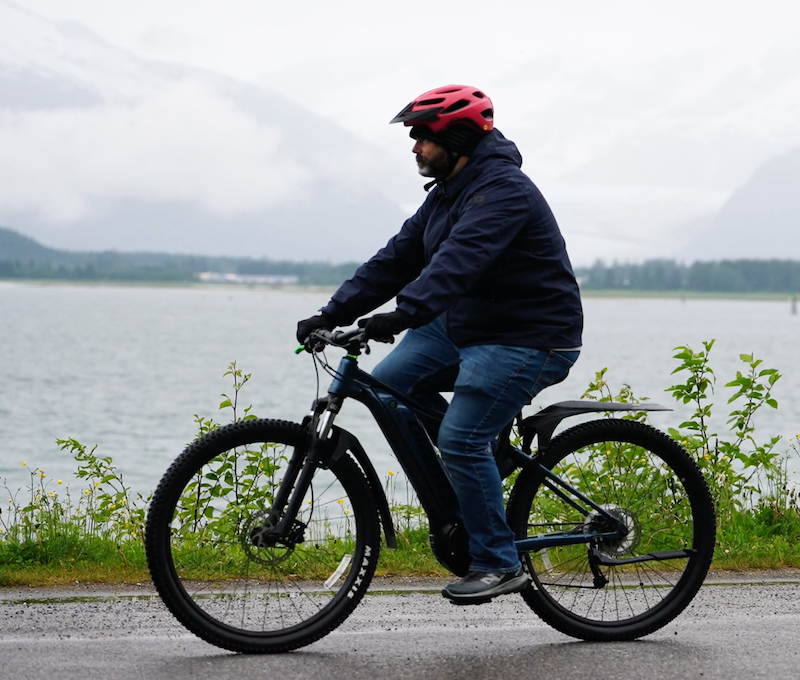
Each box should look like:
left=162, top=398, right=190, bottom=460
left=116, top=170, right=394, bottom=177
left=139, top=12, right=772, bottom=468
left=145, top=327, right=716, bottom=653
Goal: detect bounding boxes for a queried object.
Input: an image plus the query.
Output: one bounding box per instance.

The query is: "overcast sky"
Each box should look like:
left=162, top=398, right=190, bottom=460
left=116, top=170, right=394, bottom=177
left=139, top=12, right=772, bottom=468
left=5, top=0, right=800, bottom=263
left=20, top=0, right=798, bottom=143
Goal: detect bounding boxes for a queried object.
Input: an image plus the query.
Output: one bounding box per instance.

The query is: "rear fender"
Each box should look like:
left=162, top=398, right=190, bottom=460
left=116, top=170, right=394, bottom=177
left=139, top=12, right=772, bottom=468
left=521, top=400, right=672, bottom=451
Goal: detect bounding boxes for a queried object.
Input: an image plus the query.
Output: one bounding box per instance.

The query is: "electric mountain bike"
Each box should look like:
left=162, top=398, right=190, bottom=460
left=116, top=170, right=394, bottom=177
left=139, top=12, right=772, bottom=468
left=145, top=328, right=716, bottom=653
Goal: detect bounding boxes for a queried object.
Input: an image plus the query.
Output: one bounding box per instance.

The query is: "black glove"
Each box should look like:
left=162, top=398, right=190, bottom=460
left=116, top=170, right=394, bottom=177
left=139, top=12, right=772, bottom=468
left=357, top=309, right=414, bottom=343
left=296, top=312, right=337, bottom=345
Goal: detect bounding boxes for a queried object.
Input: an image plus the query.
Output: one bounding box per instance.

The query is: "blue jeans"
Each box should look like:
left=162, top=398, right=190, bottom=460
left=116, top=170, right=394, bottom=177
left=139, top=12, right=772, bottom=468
left=372, top=316, right=579, bottom=573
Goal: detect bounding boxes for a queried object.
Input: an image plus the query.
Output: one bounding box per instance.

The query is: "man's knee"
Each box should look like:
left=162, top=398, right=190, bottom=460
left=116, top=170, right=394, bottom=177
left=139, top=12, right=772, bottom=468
left=437, top=420, right=486, bottom=460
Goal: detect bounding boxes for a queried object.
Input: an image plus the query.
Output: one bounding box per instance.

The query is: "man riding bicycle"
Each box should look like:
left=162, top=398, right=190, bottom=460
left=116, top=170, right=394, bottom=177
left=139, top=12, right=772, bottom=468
left=297, top=84, right=583, bottom=604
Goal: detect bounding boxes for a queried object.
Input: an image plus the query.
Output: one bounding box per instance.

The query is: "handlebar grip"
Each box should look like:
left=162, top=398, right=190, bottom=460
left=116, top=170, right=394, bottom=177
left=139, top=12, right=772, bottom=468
left=293, top=327, right=367, bottom=354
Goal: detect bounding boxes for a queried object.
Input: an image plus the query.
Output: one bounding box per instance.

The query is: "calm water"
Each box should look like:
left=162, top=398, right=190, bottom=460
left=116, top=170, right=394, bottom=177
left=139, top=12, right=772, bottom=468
left=2, top=281, right=799, bottom=496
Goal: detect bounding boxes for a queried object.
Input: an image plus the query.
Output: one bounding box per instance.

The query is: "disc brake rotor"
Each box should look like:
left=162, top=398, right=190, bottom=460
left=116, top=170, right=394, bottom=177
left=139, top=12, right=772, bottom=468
left=240, top=510, right=306, bottom=566
left=584, top=505, right=640, bottom=557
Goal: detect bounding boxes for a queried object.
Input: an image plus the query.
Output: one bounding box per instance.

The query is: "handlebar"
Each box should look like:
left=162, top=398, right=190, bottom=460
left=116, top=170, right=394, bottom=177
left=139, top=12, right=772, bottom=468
left=318, top=327, right=368, bottom=347
left=295, top=327, right=371, bottom=356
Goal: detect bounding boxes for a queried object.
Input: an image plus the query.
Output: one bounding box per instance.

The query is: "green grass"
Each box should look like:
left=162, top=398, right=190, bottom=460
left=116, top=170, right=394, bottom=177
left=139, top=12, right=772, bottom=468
left=0, top=527, right=447, bottom=587
left=711, top=506, right=800, bottom=570
left=3, top=507, right=800, bottom=587
left=0, top=537, right=149, bottom=586
left=3, top=348, right=799, bottom=587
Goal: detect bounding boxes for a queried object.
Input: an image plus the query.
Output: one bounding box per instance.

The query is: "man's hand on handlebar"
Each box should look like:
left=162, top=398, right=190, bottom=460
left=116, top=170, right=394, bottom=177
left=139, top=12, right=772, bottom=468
left=296, top=308, right=413, bottom=353
left=357, top=309, right=413, bottom=343
left=296, top=312, right=338, bottom=345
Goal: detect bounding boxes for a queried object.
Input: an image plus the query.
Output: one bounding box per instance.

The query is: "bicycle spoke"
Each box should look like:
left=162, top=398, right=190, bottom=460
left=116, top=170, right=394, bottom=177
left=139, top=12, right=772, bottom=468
left=146, top=420, right=379, bottom=653
left=508, top=419, right=714, bottom=640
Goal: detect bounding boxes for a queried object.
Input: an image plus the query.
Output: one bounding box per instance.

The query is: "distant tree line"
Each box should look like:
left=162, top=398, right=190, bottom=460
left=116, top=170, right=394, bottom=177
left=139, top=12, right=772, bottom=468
left=0, top=256, right=360, bottom=286
left=5, top=255, right=800, bottom=292
left=0, top=226, right=364, bottom=285
left=3, top=218, right=800, bottom=292
left=0, top=225, right=364, bottom=285
left=577, top=259, right=800, bottom=293
left=0, top=259, right=194, bottom=282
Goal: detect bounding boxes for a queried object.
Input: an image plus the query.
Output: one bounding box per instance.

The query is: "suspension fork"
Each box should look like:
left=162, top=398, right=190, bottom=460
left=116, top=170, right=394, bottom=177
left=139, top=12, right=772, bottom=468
left=269, top=395, right=342, bottom=535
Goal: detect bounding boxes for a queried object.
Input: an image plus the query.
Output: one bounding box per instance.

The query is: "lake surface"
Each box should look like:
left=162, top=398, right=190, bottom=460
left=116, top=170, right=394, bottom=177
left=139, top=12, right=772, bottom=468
left=2, top=281, right=799, bottom=497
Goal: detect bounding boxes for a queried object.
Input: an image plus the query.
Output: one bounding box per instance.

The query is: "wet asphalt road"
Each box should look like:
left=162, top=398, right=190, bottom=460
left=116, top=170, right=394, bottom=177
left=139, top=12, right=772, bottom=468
left=1, top=574, right=800, bottom=680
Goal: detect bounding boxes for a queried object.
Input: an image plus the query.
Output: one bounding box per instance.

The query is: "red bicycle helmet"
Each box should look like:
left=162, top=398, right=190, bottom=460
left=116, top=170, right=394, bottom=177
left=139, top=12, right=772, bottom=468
left=390, top=84, right=494, bottom=133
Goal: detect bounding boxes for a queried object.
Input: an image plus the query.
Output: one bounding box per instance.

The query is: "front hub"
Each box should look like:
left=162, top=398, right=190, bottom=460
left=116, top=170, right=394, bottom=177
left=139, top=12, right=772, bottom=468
left=240, top=510, right=306, bottom=566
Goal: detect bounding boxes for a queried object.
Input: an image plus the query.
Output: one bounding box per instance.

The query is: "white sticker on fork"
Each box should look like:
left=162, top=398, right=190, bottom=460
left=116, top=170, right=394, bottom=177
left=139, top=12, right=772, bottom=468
left=324, top=554, right=352, bottom=590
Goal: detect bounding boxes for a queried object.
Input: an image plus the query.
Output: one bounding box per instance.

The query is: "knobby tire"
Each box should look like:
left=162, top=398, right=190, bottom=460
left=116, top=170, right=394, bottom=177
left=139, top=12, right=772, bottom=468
left=507, top=418, right=715, bottom=641
left=145, top=419, right=380, bottom=653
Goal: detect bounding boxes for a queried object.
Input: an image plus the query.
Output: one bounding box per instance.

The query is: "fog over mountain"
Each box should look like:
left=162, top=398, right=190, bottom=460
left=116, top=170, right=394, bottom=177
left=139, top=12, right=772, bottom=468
left=674, top=145, right=800, bottom=260
left=0, top=2, right=412, bottom=262
left=1, top=1, right=799, bottom=265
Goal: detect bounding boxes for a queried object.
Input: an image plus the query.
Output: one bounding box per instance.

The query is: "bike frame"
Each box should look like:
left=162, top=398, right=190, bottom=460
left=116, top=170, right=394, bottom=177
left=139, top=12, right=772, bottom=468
left=275, top=337, right=674, bottom=574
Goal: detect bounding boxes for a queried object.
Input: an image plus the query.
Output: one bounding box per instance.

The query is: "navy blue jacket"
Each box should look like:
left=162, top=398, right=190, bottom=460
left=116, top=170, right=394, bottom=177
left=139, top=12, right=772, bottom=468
left=322, top=129, right=583, bottom=349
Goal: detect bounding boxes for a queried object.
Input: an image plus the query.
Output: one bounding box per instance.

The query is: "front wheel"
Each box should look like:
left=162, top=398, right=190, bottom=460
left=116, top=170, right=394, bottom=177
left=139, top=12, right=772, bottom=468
left=506, top=418, right=715, bottom=641
left=145, top=419, right=380, bottom=653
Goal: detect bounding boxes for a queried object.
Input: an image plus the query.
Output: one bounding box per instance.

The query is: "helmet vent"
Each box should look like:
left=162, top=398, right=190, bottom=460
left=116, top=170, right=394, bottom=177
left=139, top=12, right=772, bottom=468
left=442, top=100, right=469, bottom=114
left=418, top=98, right=445, bottom=106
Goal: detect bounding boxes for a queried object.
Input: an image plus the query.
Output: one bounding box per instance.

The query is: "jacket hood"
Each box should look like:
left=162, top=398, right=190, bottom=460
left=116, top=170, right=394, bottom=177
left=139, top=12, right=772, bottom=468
left=439, top=128, right=522, bottom=197
left=473, top=128, right=523, bottom=167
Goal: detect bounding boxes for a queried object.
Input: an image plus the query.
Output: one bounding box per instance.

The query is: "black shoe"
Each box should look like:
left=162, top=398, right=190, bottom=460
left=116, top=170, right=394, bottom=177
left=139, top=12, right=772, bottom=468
left=441, top=566, right=530, bottom=605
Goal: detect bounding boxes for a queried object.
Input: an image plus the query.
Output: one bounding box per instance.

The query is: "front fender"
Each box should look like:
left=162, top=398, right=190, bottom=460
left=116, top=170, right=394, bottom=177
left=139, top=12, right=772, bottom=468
left=327, top=426, right=397, bottom=550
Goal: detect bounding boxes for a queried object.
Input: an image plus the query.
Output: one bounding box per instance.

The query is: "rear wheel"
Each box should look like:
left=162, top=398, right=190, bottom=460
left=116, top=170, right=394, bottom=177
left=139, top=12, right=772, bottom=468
left=145, top=419, right=380, bottom=653
left=507, top=418, right=715, bottom=641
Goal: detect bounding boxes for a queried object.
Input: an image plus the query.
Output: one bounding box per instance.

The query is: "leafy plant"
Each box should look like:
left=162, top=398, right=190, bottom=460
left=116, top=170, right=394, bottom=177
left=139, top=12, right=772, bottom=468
left=57, top=437, right=148, bottom=542
left=581, top=366, right=651, bottom=422
left=3, top=346, right=800, bottom=583
left=666, top=341, right=784, bottom=525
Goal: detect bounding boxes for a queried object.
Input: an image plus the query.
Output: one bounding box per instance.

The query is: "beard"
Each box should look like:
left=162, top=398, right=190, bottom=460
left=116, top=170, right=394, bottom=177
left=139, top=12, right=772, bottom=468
left=416, top=146, right=454, bottom=179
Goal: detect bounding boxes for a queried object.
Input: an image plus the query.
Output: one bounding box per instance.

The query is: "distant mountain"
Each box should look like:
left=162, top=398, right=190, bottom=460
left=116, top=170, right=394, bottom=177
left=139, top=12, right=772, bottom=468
left=674, top=146, right=800, bottom=260
left=506, top=41, right=800, bottom=264
left=0, top=225, right=63, bottom=262
left=0, top=225, right=360, bottom=284
left=0, top=224, right=192, bottom=266
left=0, top=1, right=414, bottom=263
